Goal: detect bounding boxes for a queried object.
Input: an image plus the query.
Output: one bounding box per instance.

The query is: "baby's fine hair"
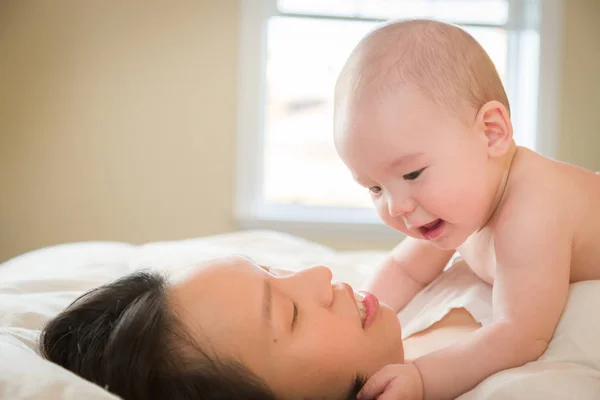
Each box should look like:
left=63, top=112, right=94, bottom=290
left=338, top=19, right=510, bottom=119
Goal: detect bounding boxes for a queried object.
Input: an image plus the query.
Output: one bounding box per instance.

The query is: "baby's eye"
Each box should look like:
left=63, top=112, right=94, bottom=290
left=369, top=186, right=382, bottom=194
left=403, top=168, right=426, bottom=181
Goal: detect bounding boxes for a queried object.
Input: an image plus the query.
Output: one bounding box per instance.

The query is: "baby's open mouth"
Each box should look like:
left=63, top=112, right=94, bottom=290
left=418, top=219, right=444, bottom=240
left=420, top=219, right=442, bottom=232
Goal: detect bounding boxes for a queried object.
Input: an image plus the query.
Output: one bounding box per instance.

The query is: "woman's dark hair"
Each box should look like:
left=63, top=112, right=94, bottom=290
left=39, top=270, right=364, bottom=400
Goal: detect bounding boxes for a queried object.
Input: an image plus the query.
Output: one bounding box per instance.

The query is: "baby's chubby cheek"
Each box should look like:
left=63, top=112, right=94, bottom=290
left=379, top=212, right=412, bottom=236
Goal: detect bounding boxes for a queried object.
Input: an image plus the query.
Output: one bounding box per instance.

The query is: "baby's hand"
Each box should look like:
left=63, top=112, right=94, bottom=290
left=358, top=363, right=423, bottom=400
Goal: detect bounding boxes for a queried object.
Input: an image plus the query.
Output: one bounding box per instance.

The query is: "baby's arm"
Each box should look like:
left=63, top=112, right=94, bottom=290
left=365, top=237, right=455, bottom=313
left=413, top=197, right=571, bottom=399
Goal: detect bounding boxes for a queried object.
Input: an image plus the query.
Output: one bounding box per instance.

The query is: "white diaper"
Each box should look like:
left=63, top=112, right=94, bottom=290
left=398, top=258, right=494, bottom=339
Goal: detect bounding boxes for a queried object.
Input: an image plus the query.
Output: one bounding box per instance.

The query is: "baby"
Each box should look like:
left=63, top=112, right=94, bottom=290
left=333, top=19, right=600, bottom=400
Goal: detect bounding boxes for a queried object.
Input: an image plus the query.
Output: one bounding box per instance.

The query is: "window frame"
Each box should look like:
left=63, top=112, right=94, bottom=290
left=234, top=0, right=563, bottom=236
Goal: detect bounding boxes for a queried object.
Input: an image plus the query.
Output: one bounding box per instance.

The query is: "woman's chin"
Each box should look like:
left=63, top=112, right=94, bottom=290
left=377, top=304, right=405, bottom=362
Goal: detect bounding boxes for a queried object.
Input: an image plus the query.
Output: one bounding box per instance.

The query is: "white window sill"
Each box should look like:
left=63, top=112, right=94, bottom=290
left=236, top=205, right=403, bottom=238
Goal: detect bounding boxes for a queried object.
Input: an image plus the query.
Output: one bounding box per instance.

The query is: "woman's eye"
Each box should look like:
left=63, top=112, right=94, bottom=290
left=403, top=168, right=425, bottom=181
left=369, top=186, right=382, bottom=194
left=291, top=302, right=298, bottom=330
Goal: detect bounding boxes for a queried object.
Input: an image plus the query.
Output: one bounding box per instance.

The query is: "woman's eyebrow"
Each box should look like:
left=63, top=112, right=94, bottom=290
left=263, top=279, right=277, bottom=339
left=242, top=255, right=256, bottom=262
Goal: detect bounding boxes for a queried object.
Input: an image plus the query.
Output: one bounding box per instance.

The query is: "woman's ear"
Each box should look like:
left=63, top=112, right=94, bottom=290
left=474, top=100, right=513, bottom=158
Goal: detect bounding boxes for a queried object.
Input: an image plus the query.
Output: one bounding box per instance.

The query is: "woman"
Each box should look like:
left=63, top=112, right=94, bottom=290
left=40, top=255, right=480, bottom=400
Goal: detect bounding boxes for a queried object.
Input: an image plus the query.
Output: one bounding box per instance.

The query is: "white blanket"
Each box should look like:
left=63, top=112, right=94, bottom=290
left=1, top=230, right=599, bottom=399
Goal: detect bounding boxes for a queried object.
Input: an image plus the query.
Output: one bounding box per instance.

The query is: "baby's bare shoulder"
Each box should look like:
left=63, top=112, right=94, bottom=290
left=500, top=149, right=562, bottom=212
left=493, top=148, right=600, bottom=278
left=493, top=149, right=577, bottom=236
left=501, top=148, right=597, bottom=216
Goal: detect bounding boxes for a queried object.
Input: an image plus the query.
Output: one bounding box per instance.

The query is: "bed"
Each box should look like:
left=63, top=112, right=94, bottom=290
left=1, top=230, right=599, bottom=399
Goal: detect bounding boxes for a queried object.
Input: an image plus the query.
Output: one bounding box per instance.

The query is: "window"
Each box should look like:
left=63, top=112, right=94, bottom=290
left=236, top=0, right=562, bottom=233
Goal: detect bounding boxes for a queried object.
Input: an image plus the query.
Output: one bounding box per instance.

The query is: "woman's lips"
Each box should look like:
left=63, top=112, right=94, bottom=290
left=358, top=290, right=379, bottom=329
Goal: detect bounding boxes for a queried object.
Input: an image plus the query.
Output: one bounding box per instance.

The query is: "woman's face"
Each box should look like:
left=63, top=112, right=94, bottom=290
left=169, top=256, right=404, bottom=399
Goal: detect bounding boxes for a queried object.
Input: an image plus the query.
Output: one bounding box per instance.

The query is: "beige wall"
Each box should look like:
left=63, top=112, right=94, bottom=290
left=558, top=0, right=600, bottom=169
left=0, top=1, right=598, bottom=262
left=0, top=0, right=240, bottom=262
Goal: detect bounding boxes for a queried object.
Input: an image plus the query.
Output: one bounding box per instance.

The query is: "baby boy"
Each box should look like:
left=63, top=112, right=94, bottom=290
left=333, top=19, right=600, bottom=400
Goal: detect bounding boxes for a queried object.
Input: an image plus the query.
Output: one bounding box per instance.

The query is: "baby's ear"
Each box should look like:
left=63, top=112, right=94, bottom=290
left=475, top=100, right=513, bottom=157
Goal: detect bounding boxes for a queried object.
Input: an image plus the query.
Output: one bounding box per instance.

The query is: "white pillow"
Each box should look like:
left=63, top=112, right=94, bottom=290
left=0, top=328, right=121, bottom=400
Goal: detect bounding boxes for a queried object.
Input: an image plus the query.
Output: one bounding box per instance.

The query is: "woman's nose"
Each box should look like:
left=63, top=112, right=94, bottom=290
left=287, top=265, right=333, bottom=307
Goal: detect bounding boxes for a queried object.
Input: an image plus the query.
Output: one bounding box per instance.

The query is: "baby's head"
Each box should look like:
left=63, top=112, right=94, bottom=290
left=334, top=19, right=516, bottom=249
left=40, top=256, right=405, bottom=400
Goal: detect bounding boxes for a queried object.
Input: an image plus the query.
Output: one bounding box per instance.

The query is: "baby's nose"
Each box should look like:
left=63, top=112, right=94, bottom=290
left=388, top=195, right=417, bottom=217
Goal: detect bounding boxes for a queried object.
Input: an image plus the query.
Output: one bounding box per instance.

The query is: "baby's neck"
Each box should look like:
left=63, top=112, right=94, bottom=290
left=480, top=145, right=518, bottom=230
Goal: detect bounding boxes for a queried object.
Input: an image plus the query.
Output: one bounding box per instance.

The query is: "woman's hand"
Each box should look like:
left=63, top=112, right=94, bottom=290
left=358, top=363, right=424, bottom=400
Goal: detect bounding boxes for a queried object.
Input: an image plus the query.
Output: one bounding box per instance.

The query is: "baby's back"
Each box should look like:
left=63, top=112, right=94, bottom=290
left=522, top=149, right=600, bottom=282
